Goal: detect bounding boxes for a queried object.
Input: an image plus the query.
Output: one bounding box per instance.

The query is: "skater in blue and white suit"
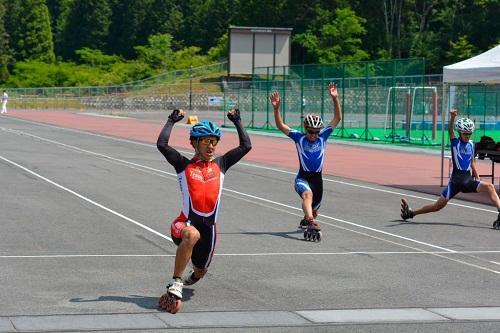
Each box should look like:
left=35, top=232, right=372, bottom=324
left=271, top=82, right=342, bottom=234
left=401, top=108, right=500, bottom=228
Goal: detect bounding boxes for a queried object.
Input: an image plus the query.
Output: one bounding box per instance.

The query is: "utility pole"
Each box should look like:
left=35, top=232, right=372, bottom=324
left=189, top=66, right=193, bottom=111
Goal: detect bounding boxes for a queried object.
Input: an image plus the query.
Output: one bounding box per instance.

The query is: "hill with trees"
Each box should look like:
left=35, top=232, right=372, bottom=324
left=0, top=0, right=499, bottom=87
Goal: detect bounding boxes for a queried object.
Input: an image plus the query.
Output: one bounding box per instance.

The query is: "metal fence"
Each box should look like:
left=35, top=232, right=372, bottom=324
left=4, top=59, right=500, bottom=144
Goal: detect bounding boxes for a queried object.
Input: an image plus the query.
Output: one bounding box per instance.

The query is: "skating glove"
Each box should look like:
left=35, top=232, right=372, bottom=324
left=227, top=108, right=241, bottom=123
left=168, top=109, right=184, bottom=123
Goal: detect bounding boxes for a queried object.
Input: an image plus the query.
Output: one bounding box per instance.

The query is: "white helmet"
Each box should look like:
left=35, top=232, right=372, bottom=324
left=455, top=117, right=475, bottom=133
left=304, top=114, right=324, bottom=129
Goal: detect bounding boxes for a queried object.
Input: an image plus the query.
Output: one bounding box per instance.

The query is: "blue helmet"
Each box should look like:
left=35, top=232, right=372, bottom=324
left=190, top=121, right=221, bottom=139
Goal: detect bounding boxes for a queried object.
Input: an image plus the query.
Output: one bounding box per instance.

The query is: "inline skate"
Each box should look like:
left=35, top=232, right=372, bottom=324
left=400, top=198, right=414, bottom=221
left=303, top=220, right=322, bottom=242
left=159, top=279, right=183, bottom=314
left=493, top=214, right=500, bottom=230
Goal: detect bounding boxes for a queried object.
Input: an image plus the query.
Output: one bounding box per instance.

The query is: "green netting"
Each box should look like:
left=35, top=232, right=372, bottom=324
left=224, top=58, right=500, bottom=145
left=223, top=58, right=448, bottom=146
left=450, top=84, right=500, bottom=139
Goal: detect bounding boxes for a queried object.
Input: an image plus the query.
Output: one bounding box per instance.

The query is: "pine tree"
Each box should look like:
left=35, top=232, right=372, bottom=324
left=5, top=0, right=55, bottom=63
left=107, top=0, right=152, bottom=58
left=143, top=0, right=183, bottom=49
left=47, top=0, right=74, bottom=58
left=61, top=0, right=112, bottom=60
left=0, top=0, right=12, bottom=81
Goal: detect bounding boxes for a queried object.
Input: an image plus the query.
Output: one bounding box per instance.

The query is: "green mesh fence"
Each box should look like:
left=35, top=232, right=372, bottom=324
left=221, top=59, right=500, bottom=145
left=449, top=84, right=500, bottom=139
left=222, top=58, right=449, bottom=146
left=4, top=58, right=499, bottom=144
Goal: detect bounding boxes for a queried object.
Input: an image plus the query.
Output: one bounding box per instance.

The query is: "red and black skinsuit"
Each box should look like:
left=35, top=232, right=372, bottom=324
left=157, top=118, right=251, bottom=269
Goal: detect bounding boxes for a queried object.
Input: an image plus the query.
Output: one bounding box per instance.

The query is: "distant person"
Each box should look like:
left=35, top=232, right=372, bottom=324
left=401, top=109, right=500, bottom=229
left=156, top=108, right=251, bottom=313
left=270, top=82, right=342, bottom=241
left=1, top=90, right=7, bottom=114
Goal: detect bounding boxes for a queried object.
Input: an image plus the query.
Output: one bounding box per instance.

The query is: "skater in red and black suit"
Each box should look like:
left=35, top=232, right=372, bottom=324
left=157, top=108, right=251, bottom=313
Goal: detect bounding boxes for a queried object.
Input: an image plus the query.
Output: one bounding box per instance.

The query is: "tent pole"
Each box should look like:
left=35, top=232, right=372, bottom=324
left=440, top=84, right=448, bottom=187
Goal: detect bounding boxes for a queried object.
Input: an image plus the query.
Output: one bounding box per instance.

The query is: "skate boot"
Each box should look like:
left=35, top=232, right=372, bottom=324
left=159, top=279, right=183, bottom=314
left=400, top=198, right=414, bottom=221
left=182, top=270, right=201, bottom=286
left=303, top=220, right=322, bottom=242
left=493, top=213, right=500, bottom=230
left=299, top=218, right=309, bottom=230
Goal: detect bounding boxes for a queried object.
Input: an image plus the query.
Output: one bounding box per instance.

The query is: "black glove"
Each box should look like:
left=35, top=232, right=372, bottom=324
left=168, top=109, right=184, bottom=123
left=227, top=109, right=241, bottom=122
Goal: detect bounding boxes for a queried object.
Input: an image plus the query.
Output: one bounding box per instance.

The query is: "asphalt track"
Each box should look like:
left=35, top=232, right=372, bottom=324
left=1, top=110, right=500, bottom=332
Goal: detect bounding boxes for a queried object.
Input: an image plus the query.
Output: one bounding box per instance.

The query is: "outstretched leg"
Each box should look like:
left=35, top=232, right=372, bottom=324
left=477, top=182, right=500, bottom=229
left=401, top=196, right=448, bottom=220
left=400, top=198, right=414, bottom=220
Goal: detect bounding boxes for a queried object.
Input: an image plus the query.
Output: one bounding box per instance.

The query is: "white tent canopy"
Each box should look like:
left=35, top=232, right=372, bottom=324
left=443, top=44, right=500, bottom=83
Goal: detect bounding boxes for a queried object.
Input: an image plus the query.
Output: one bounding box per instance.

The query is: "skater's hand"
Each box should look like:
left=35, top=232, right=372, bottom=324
left=168, top=109, right=185, bottom=123
left=227, top=108, right=241, bottom=122
left=328, top=82, right=338, bottom=99
left=449, top=108, right=457, bottom=118
left=270, top=92, right=280, bottom=110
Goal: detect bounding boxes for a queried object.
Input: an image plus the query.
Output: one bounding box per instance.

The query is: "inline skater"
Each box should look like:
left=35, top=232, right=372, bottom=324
left=270, top=82, right=342, bottom=241
left=157, top=108, right=251, bottom=313
left=401, top=108, right=500, bottom=228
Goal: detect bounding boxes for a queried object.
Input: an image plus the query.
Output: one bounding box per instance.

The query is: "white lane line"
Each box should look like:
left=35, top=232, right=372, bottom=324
left=224, top=187, right=456, bottom=253
left=0, top=154, right=173, bottom=243
left=4, top=126, right=500, bottom=274
left=0, top=127, right=455, bottom=253
left=237, top=161, right=498, bottom=213
left=79, top=112, right=132, bottom=119
left=2, top=250, right=500, bottom=259
left=2, top=120, right=495, bottom=214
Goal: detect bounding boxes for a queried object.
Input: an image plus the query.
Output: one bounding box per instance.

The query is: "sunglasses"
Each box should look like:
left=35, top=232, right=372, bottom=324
left=461, top=132, right=472, bottom=137
left=198, top=137, right=219, bottom=146
left=306, top=129, right=320, bottom=135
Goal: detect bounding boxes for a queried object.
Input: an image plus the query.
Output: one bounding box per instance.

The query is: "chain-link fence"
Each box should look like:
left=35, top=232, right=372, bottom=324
left=223, top=59, right=445, bottom=146
left=447, top=84, right=500, bottom=139
left=6, top=62, right=227, bottom=112
left=4, top=59, right=500, bottom=144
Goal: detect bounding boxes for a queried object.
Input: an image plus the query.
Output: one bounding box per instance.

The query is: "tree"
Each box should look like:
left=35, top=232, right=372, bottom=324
left=142, top=0, right=183, bottom=49
left=107, top=0, right=152, bottom=58
left=446, top=35, right=477, bottom=63
left=47, top=0, right=74, bottom=59
left=0, top=0, right=12, bottom=81
left=75, top=47, right=123, bottom=69
left=5, top=0, right=55, bottom=63
left=134, top=33, right=174, bottom=70
left=61, top=0, right=112, bottom=60
left=295, top=7, right=368, bottom=63
left=207, top=33, right=228, bottom=62
left=187, top=0, right=237, bottom=52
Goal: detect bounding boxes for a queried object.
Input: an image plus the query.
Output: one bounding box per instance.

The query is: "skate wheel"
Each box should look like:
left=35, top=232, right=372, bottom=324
left=159, top=293, right=182, bottom=314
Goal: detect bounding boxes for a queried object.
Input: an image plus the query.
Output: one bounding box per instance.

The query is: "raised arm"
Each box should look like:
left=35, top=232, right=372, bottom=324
left=270, top=92, right=291, bottom=135
left=448, top=108, right=457, bottom=139
left=156, top=109, right=188, bottom=172
left=327, top=82, right=342, bottom=128
left=221, top=109, right=252, bottom=171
